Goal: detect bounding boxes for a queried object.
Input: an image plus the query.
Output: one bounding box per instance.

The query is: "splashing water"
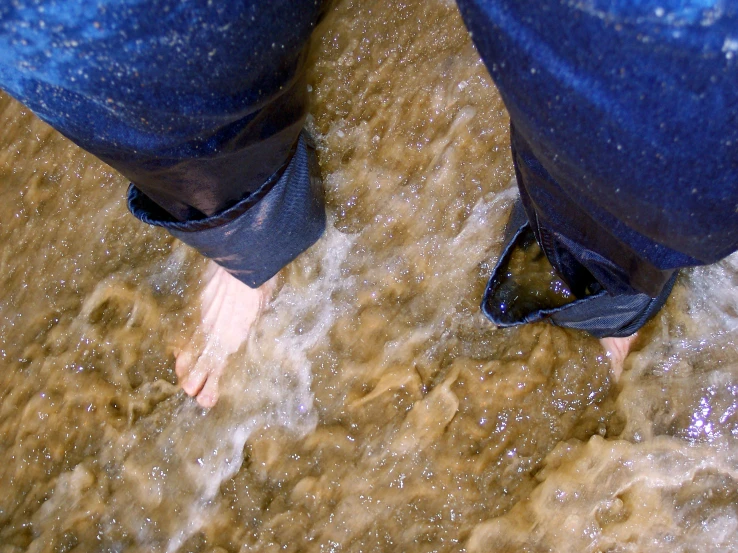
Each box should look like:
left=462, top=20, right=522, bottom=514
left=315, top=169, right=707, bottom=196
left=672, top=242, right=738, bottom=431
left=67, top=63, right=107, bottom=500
left=1, top=0, right=738, bottom=552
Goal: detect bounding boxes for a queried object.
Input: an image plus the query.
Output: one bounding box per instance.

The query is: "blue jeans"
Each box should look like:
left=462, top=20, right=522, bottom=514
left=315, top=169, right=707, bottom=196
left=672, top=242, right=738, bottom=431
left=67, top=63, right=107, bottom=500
left=458, top=0, right=738, bottom=336
left=0, top=0, right=327, bottom=287
left=1, top=1, right=736, bottom=335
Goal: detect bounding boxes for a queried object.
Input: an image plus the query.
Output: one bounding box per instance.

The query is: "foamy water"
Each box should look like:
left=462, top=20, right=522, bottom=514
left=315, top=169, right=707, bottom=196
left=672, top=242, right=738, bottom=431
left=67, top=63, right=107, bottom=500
left=1, top=0, right=737, bottom=552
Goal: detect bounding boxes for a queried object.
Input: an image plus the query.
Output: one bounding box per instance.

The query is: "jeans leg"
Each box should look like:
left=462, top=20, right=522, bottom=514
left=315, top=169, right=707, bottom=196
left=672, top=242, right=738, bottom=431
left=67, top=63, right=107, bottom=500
left=0, top=0, right=327, bottom=287
left=509, top=125, right=675, bottom=299
left=457, top=0, right=738, bottom=334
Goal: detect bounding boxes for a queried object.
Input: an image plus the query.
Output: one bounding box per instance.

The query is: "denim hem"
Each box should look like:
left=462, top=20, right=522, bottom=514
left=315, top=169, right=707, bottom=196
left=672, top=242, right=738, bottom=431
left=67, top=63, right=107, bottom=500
left=127, top=132, right=326, bottom=288
left=482, top=200, right=677, bottom=338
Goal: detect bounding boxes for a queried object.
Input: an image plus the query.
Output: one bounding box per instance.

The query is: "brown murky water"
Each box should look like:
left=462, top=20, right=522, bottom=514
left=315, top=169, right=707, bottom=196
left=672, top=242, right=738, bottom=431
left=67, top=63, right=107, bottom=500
left=2, top=1, right=738, bottom=552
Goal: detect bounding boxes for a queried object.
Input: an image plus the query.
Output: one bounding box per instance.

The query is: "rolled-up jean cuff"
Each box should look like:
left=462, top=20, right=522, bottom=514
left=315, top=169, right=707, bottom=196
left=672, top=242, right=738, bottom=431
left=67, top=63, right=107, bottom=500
left=482, top=201, right=678, bottom=338
left=127, top=132, right=326, bottom=288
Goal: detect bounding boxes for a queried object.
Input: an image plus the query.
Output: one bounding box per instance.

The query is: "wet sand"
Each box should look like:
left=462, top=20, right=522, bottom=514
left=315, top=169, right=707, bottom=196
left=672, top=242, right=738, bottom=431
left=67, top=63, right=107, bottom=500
left=2, top=1, right=738, bottom=552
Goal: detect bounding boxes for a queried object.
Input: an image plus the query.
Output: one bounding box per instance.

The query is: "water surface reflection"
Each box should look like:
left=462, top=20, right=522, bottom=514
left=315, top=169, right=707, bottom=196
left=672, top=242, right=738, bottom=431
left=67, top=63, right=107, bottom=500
left=2, top=0, right=738, bottom=551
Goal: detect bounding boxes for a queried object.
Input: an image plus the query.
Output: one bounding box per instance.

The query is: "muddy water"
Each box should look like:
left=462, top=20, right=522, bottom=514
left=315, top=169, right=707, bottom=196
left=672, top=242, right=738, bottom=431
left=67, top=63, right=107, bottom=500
left=1, top=0, right=738, bottom=552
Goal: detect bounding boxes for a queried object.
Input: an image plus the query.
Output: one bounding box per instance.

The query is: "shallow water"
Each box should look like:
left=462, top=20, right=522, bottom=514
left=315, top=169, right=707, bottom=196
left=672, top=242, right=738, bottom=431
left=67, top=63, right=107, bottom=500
left=2, top=0, right=738, bottom=552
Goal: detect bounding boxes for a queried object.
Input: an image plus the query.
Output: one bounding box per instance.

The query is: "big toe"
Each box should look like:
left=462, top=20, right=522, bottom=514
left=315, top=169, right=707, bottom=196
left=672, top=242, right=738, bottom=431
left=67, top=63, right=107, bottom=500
left=175, top=348, right=194, bottom=380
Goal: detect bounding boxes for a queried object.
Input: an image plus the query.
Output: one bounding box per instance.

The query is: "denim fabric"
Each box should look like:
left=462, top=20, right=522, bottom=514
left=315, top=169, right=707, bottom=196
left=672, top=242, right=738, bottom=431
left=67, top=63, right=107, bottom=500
left=457, top=0, right=738, bottom=282
left=458, top=0, right=738, bottom=334
left=482, top=200, right=677, bottom=338
left=510, top=124, right=678, bottom=298
left=0, top=0, right=326, bottom=287
left=129, top=132, right=325, bottom=287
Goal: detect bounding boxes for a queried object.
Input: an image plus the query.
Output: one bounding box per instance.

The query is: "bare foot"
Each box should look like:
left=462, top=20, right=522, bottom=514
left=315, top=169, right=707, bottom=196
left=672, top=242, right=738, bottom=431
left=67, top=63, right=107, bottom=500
left=175, top=262, right=276, bottom=408
left=600, top=334, right=638, bottom=382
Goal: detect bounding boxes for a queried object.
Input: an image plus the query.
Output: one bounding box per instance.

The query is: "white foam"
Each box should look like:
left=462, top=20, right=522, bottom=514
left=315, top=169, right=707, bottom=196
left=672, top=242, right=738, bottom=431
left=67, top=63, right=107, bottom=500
left=683, top=251, right=738, bottom=336
left=166, top=224, right=356, bottom=552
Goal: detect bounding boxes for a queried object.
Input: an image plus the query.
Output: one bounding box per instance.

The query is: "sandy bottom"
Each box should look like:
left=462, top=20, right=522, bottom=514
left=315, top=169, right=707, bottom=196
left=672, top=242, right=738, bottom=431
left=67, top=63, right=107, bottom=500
left=2, top=1, right=738, bottom=552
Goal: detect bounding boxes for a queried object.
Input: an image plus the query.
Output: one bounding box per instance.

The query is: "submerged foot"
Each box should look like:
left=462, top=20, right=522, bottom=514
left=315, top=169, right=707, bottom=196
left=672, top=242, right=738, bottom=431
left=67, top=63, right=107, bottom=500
left=600, top=334, right=638, bottom=382
left=175, top=262, right=276, bottom=408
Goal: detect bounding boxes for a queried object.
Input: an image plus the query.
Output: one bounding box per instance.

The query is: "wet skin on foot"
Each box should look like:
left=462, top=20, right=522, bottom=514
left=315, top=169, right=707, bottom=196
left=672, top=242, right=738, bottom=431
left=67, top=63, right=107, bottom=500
left=174, top=262, right=275, bottom=408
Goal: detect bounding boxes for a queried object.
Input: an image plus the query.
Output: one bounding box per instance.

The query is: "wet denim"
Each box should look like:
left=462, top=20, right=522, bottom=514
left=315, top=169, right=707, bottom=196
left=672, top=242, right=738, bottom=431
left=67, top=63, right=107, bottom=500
left=482, top=200, right=678, bottom=338
left=129, top=132, right=325, bottom=287
left=0, top=0, right=327, bottom=287
left=458, top=0, right=738, bottom=334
